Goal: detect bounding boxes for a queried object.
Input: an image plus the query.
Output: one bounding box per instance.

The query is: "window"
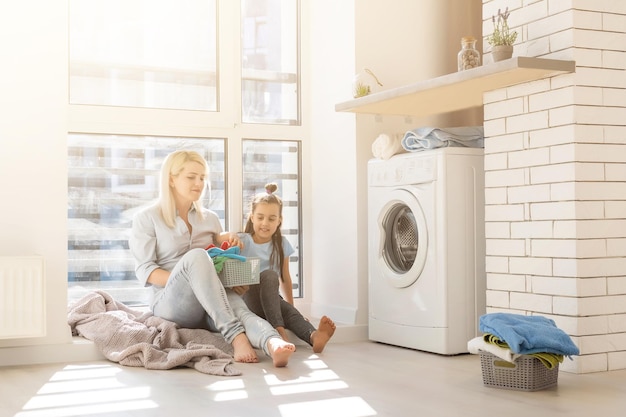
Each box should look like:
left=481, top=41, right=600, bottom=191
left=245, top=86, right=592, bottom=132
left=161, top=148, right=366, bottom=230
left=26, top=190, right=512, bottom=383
left=67, top=135, right=225, bottom=305
left=68, top=1, right=303, bottom=305
left=69, top=0, right=218, bottom=111
left=241, top=0, right=299, bottom=124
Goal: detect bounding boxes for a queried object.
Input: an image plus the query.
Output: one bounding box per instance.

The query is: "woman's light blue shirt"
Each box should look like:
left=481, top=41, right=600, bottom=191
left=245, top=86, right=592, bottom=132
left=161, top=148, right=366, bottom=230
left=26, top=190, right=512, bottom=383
left=130, top=203, right=223, bottom=287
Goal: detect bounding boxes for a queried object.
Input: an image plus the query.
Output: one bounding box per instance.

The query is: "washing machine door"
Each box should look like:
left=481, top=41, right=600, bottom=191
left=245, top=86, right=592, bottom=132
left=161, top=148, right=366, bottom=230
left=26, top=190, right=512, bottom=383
left=377, top=189, right=428, bottom=288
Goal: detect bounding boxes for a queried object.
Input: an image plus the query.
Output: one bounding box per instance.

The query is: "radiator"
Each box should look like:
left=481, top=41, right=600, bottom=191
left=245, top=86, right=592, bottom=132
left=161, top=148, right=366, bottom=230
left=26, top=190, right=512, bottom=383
left=0, top=256, right=46, bottom=339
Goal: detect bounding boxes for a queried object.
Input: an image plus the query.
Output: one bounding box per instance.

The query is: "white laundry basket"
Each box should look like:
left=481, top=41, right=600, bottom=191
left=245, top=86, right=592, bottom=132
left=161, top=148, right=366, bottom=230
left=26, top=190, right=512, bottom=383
left=217, top=258, right=260, bottom=287
left=479, top=351, right=559, bottom=391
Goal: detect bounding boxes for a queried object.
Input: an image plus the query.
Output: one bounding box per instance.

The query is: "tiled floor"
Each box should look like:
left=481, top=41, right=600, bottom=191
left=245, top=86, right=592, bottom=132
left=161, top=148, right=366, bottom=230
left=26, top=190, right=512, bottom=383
left=1, top=340, right=625, bottom=417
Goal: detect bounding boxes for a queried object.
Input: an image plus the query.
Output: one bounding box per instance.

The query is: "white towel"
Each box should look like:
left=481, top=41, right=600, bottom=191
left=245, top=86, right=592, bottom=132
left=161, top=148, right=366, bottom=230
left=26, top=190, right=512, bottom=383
left=372, top=133, right=404, bottom=160
left=467, top=336, right=522, bottom=363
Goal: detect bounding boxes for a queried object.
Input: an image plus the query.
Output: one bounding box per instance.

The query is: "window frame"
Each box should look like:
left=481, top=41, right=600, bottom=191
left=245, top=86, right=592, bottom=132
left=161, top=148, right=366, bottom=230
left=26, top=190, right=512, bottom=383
left=241, top=138, right=303, bottom=298
left=67, top=0, right=308, bottom=302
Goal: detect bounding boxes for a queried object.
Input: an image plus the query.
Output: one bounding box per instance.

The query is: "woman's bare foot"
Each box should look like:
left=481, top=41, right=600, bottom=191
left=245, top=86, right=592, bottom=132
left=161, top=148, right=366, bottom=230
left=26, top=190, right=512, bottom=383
left=311, top=316, right=336, bottom=353
left=267, top=337, right=296, bottom=367
left=232, top=333, right=258, bottom=363
left=276, top=326, right=290, bottom=342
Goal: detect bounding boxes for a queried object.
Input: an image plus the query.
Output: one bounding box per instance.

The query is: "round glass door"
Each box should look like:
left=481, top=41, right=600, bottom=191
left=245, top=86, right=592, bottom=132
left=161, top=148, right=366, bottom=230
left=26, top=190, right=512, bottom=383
left=383, top=205, right=417, bottom=273
left=378, top=193, right=428, bottom=288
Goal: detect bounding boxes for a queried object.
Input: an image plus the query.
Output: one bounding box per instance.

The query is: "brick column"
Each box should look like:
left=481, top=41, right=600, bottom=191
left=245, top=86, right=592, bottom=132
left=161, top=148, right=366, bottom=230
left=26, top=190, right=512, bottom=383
left=482, top=0, right=626, bottom=373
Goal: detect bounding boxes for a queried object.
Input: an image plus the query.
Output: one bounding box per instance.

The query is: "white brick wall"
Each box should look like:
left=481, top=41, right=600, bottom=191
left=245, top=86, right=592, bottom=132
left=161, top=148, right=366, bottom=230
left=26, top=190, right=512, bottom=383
left=482, top=0, right=626, bottom=373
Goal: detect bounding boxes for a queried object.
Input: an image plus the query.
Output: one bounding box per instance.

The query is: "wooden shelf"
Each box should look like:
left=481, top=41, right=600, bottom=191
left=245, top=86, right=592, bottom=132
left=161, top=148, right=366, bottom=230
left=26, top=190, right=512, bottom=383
left=335, top=57, right=575, bottom=117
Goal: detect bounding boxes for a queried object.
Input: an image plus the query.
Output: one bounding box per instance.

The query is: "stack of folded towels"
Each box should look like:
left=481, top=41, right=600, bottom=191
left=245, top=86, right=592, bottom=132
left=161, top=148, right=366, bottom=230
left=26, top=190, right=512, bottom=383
left=401, top=126, right=484, bottom=152
left=371, top=126, right=485, bottom=160
left=468, top=313, right=580, bottom=369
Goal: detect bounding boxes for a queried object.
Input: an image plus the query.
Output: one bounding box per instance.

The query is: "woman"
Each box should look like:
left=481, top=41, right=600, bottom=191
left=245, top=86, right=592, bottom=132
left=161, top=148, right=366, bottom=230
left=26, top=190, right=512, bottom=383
left=129, top=150, right=295, bottom=367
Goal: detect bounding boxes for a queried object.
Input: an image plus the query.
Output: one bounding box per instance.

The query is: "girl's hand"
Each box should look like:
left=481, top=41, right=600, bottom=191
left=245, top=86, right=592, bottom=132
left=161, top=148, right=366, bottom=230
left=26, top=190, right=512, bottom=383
left=229, top=233, right=243, bottom=249
left=218, top=232, right=244, bottom=249
left=232, top=285, right=249, bottom=295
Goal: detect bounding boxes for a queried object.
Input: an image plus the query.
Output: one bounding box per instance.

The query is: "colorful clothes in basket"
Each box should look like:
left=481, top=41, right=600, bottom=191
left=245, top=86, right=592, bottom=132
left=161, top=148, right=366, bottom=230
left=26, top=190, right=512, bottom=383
left=205, top=244, right=246, bottom=273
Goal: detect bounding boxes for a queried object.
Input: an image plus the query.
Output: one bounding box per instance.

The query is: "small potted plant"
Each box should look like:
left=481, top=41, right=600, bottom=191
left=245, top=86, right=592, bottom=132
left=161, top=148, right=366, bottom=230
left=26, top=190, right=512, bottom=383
left=352, top=68, right=383, bottom=98
left=486, top=7, right=517, bottom=62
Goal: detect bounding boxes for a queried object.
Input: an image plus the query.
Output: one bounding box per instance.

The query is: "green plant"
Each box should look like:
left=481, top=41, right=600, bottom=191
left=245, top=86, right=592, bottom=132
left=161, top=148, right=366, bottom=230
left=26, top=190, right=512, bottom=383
left=352, top=68, right=382, bottom=98
left=487, top=7, right=517, bottom=46
left=353, top=82, right=371, bottom=98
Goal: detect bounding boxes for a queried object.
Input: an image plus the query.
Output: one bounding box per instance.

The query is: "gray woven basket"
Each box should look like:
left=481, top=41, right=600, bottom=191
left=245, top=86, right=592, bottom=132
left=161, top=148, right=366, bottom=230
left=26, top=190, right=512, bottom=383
left=217, top=257, right=260, bottom=287
left=479, top=351, right=559, bottom=391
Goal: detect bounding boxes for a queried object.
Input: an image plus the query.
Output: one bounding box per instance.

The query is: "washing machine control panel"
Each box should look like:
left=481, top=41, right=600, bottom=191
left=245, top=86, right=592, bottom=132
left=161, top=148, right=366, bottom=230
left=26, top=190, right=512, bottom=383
left=368, top=154, right=437, bottom=186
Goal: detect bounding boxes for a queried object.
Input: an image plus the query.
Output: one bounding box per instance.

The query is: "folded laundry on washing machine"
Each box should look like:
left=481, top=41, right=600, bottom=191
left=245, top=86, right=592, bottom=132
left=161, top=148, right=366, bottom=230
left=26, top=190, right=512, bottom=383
left=401, top=126, right=484, bottom=152
left=371, top=133, right=405, bottom=160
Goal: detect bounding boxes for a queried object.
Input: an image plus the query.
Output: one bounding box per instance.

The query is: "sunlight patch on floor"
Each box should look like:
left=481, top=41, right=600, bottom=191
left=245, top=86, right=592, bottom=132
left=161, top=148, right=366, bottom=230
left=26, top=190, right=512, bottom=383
left=14, top=364, right=158, bottom=417
left=206, top=379, right=249, bottom=401
left=15, top=400, right=158, bottom=417
left=270, top=380, right=349, bottom=396
left=205, top=378, right=249, bottom=401
left=302, top=356, right=329, bottom=370
left=36, top=377, right=125, bottom=394
left=264, top=369, right=341, bottom=386
left=279, top=396, right=376, bottom=417
left=206, top=378, right=246, bottom=391
left=212, top=390, right=250, bottom=401
left=205, top=354, right=348, bottom=401
left=270, top=356, right=371, bottom=413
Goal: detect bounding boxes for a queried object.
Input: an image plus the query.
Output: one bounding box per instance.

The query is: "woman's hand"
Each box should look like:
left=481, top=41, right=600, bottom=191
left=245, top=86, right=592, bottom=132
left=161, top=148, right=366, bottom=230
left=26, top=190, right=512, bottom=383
left=231, top=285, right=249, bottom=296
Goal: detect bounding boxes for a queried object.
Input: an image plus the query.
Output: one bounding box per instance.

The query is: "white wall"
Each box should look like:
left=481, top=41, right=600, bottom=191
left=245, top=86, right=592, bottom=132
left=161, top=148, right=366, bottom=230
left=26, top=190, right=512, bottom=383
left=0, top=1, right=74, bottom=358
left=305, top=0, right=483, bottom=328
left=347, top=0, right=484, bottom=328
left=305, top=1, right=362, bottom=324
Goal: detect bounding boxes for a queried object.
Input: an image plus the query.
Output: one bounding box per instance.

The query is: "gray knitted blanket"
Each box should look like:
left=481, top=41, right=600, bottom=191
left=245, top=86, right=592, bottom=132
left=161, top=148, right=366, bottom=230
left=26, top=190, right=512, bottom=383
left=67, top=290, right=241, bottom=376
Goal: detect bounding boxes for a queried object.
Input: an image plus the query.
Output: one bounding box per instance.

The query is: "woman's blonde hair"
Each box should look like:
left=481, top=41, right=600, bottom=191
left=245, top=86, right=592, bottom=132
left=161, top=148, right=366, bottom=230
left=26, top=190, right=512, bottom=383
left=159, top=150, right=208, bottom=228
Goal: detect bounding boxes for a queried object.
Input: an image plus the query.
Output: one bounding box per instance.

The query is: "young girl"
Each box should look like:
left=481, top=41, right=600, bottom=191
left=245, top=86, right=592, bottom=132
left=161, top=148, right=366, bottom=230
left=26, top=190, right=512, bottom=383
left=129, top=151, right=295, bottom=367
left=239, top=183, right=336, bottom=353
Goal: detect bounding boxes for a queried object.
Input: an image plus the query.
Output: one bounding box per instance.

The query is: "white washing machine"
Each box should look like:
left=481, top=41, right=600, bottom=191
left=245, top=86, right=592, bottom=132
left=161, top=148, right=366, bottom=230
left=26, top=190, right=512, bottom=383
left=368, top=147, right=485, bottom=355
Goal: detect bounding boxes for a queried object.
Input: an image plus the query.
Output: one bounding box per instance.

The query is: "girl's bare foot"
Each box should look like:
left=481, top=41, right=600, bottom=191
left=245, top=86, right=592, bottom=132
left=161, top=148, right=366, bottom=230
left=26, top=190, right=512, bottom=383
left=267, top=337, right=296, bottom=367
left=232, top=333, right=258, bottom=363
left=311, top=316, right=336, bottom=353
left=276, top=326, right=290, bottom=342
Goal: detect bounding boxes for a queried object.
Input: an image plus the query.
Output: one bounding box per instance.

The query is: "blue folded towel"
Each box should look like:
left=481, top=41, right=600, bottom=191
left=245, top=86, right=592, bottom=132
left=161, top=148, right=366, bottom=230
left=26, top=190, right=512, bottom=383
left=206, top=246, right=246, bottom=262
left=401, top=126, right=484, bottom=152
left=479, top=313, right=579, bottom=356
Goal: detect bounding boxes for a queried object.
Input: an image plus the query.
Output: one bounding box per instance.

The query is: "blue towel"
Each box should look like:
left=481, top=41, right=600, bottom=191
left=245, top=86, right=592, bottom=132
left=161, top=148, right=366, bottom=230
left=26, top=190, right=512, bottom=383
left=479, top=313, right=579, bottom=356
left=206, top=246, right=246, bottom=262
left=401, top=126, right=484, bottom=152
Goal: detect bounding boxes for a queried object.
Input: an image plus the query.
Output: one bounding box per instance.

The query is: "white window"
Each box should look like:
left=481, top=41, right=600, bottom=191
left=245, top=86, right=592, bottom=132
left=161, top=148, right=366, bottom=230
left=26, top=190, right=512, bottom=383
left=69, top=0, right=218, bottom=111
left=67, top=135, right=225, bottom=304
left=68, top=0, right=303, bottom=305
left=241, top=0, right=299, bottom=124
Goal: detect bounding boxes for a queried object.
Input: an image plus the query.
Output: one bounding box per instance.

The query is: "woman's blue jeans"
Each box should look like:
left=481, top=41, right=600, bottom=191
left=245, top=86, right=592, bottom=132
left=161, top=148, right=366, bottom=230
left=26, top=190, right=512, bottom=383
left=151, top=248, right=278, bottom=356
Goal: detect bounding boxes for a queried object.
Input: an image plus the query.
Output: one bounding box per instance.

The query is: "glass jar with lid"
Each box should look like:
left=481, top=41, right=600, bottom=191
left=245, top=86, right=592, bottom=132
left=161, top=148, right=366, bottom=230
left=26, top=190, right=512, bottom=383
left=457, top=36, right=480, bottom=71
